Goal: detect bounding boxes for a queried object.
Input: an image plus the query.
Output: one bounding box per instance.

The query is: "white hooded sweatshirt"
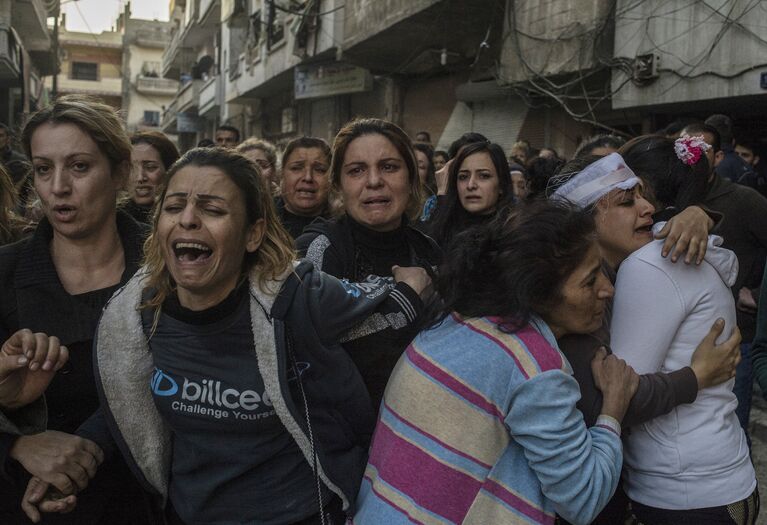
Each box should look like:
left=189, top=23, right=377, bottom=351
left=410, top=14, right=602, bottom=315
left=610, top=223, right=756, bottom=510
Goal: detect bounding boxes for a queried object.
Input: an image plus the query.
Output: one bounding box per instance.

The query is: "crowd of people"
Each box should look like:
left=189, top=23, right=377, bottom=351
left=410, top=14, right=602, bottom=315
left=0, top=94, right=764, bottom=525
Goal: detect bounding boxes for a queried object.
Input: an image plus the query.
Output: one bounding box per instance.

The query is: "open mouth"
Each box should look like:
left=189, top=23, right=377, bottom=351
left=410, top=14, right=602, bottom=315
left=363, top=196, right=391, bottom=206
left=635, top=224, right=653, bottom=234
left=172, top=240, right=213, bottom=263
left=134, top=186, right=154, bottom=197
left=295, top=187, right=317, bottom=198
left=52, top=205, right=76, bottom=218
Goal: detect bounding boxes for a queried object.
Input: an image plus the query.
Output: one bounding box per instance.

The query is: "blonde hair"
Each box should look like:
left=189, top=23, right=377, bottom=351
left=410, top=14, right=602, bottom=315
left=236, top=138, right=278, bottom=168
left=142, top=148, right=295, bottom=317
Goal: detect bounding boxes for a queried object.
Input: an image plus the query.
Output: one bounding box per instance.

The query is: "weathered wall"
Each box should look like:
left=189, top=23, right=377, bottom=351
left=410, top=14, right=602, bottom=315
left=342, top=0, right=439, bottom=49
left=612, top=0, right=767, bottom=109
left=499, top=0, right=614, bottom=84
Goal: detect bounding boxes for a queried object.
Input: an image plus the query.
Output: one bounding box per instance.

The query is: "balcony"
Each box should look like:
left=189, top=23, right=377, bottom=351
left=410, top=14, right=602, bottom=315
left=162, top=28, right=195, bottom=79
left=177, top=78, right=202, bottom=113
left=161, top=96, right=179, bottom=134
left=58, top=76, right=123, bottom=97
left=198, top=75, right=221, bottom=116
left=199, top=0, right=220, bottom=25
left=136, top=75, right=179, bottom=96
left=12, top=0, right=50, bottom=51
left=0, top=28, right=22, bottom=80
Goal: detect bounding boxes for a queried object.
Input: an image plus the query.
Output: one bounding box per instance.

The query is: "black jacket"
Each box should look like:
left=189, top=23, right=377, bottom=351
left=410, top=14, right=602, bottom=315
left=0, top=211, right=150, bottom=523
left=296, top=214, right=441, bottom=280
left=295, top=215, right=440, bottom=408
left=80, top=260, right=424, bottom=519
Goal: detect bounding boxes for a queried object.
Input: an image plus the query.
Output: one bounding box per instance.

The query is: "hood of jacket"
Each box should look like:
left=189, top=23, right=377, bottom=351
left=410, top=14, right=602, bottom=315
left=94, top=261, right=354, bottom=509
left=653, top=221, right=738, bottom=287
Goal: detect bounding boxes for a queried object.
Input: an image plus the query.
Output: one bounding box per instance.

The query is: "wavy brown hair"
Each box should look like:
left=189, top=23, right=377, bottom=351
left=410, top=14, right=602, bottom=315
left=142, top=148, right=295, bottom=314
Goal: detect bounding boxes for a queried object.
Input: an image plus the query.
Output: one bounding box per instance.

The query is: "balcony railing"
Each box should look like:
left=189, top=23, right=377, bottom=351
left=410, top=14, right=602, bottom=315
left=177, top=79, right=202, bottom=112
left=162, top=28, right=183, bottom=77
left=136, top=75, right=179, bottom=95
left=161, top=96, right=179, bottom=133
left=198, top=76, right=219, bottom=115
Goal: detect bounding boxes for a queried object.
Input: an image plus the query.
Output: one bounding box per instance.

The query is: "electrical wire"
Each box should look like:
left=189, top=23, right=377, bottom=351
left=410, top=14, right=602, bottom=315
left=271, top=0, right=344, bottom=17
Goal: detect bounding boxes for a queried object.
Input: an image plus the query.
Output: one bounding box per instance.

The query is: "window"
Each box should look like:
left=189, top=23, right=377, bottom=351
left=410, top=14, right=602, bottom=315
left=142, top=61, right=161, bottom=77
left=143, top=111, right=160, bottom=127
left=71, top=62, right=98, bottom=81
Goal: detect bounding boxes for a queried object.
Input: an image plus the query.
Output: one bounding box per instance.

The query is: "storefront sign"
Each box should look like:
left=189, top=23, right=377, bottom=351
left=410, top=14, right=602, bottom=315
left=294, top=63, right=372, bottom=100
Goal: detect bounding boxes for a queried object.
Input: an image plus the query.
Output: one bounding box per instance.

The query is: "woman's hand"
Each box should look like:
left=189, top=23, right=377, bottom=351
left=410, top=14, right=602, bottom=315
left=435, top=159, right=453, bottom=195
left=0, top=329, right=69, bottom=409
left=392, top=265, right=432, bottom=297
left=9, top=431, right=104, bottom=496
left=21, top=477, right=77, bottom=523
left=591, top=347, right=639, bottom=423
left=737, top=287, right=758, bottom=313
left=690, top=319, right=742, bottom=389
left=655, top=205, right=712, bottom=264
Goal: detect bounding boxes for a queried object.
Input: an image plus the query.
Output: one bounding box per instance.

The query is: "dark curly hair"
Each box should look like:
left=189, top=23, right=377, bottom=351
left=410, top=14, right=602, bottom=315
left=426, top=199, right=597, bottom=332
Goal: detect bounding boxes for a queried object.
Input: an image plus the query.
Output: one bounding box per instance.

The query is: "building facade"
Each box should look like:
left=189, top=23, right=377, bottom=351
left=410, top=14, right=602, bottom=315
left=54, top=19, right=123, bottom=109
left=118, top=5, right=178, bottom=133
left=0, top=0, right=56, bottom=128
left=157, top=0, right=767, bottom=156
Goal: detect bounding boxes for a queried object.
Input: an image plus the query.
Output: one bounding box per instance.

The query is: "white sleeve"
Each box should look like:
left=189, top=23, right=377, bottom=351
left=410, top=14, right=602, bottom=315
left=609, top=257, right=687, bottom=374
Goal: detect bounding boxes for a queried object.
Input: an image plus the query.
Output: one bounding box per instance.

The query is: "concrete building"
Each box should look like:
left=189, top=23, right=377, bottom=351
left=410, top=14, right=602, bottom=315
left=159, top=0, right=767, bottom=156
left=495, top=0, right=767, bottom=155
left=117, top=4, right=178, bottom=133
left=0, top=0, right=56, bottom=128
left=160, top=0, right=221, bottom=152
left=611, top=0, right=767, bottom=137
left=55, top=20, right=123, bottom=108
left=158, top=0, right=504, bottom=152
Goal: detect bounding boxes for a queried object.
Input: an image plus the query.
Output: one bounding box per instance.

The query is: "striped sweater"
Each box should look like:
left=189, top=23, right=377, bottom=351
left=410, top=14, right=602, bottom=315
left=353, top=314, right=623, bottom=525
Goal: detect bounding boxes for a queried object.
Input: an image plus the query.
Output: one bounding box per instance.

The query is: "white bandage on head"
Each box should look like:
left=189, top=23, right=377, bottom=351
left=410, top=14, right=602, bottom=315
left=551, top=152, right=641, bottom=208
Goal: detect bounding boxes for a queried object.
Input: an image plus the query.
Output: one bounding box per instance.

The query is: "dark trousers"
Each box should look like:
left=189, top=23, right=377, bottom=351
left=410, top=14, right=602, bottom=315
left=166, top=495, right=345, bottom=525
left=631, top=488, right=760, bottom=525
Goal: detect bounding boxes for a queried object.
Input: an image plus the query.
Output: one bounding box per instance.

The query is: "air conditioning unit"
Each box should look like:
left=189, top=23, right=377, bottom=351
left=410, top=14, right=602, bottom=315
left=633, top=54, right=659, bottom=81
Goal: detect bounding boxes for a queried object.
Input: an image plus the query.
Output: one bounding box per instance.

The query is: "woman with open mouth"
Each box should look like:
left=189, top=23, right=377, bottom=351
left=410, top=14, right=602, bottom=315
left=427, top=140, right=516, bottom=249
left=547, top=146, right=748, bottom=524
left=0, top=95, right=150, bottom=523
left=124, top=131, right=180, bottom=224
left=23, top=147, right=432, bottom=524
left=297, top=118, right=441, bottom=413
left=275, top=136, right=333, bottom=239
left=611, top=136, right=758, bottom=524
